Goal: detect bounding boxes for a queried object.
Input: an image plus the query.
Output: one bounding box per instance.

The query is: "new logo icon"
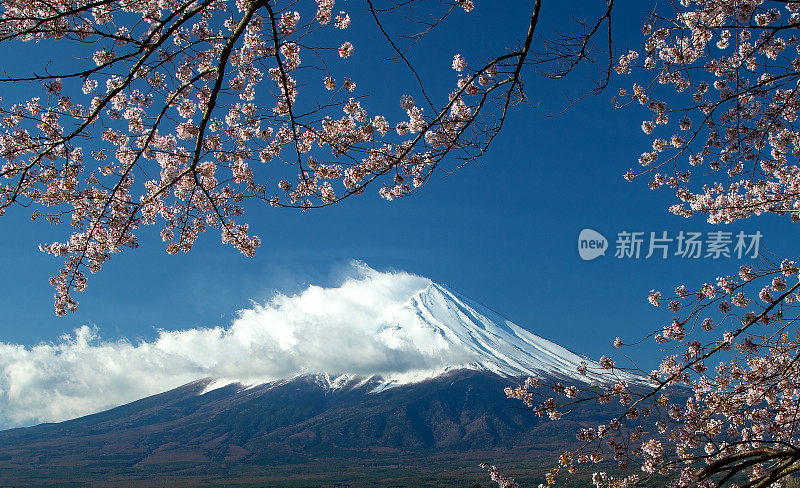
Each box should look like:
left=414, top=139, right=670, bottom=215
left=578, top=229, right=607, bottom=261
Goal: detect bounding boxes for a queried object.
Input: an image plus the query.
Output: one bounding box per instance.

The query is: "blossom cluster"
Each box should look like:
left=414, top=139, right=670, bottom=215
left=619, top=0, right=800, bottom=226
left=0, top=0, right=535, bottom=313
left=506, top=255, right=800, bottom=488
left=504, top=2, right=800, bottom=485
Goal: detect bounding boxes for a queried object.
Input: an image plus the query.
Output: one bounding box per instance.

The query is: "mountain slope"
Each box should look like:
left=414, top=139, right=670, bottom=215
left=0, top=369, right=623, bottom=487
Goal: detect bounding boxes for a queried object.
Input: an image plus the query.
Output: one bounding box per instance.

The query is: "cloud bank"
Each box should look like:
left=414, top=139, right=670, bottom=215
left=0, top=263, right=470, bottom=429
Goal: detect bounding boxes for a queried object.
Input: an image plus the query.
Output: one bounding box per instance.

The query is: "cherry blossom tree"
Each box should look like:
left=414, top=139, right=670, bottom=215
left=17, top=1, right=800, bottom=486
left=0, top=0, right=567, bottom=314
left=498, top=2, right=800, bottom=488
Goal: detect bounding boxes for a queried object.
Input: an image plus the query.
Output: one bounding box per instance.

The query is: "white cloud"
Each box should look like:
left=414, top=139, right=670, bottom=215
left=0, top=262, right=469, bottom=429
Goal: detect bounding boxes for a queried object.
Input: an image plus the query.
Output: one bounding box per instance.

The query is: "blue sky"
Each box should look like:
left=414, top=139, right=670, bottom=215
left=0, top=0, right=795, bottom=373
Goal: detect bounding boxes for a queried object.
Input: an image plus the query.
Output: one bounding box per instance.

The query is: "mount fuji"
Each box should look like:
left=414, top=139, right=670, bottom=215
left=0, top=274, right=630, bottom=487
left=197, top=281, right=623, bottom=394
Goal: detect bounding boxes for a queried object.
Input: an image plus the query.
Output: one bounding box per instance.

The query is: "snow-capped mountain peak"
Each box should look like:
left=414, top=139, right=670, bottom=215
left=364, top=282, right=628, bottom=388
left=202, top=280, right=628, bottom=395
left=0, top=265, right=633, bottom=429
